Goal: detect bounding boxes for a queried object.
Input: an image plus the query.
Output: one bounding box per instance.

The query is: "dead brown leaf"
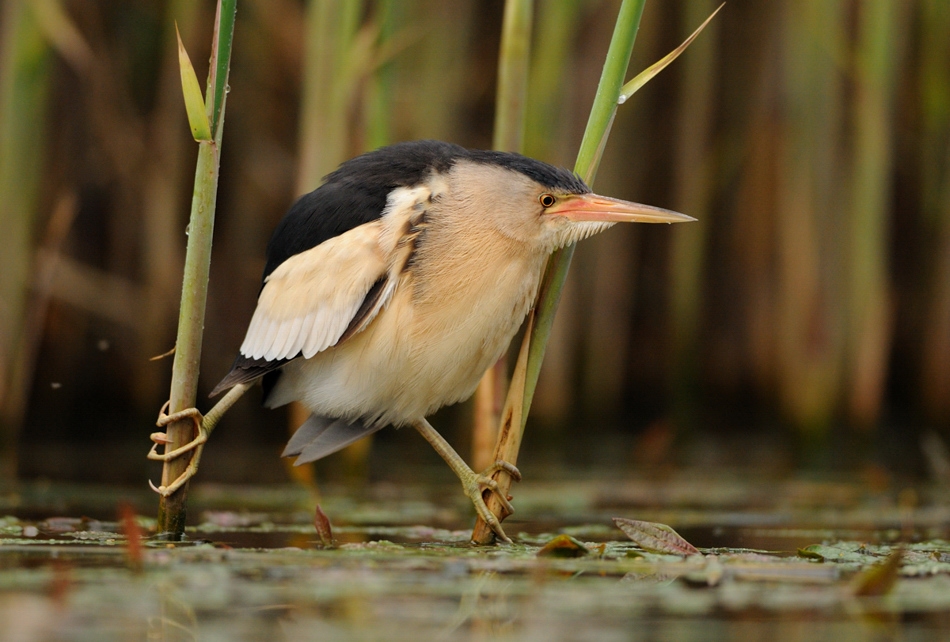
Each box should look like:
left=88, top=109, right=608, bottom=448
left=613, top=518, right=699, bottom=556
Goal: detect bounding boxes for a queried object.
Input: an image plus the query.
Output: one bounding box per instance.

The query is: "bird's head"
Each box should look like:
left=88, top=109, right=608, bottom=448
left=441, top=151, right=695, bottom=254
left=535, top=188, right=696, bottom=250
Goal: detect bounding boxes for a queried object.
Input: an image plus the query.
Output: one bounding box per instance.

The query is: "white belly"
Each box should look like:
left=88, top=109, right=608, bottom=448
left=266, top=250, right=545, bottom=426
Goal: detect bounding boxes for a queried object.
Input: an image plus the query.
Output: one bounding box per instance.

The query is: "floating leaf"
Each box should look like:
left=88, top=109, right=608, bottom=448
left=537, top=534, right=589, bottom=558
left=613, top=518, right=699, bottom=555
left=797, top=546, right=826, bottom=561
left=176, top=24, right=211, bottom=142
left=618, top=3, right=724, bottom=104
left=797, top=543, right=876, bottom=564
left=851, top=548, right=904, bottom=597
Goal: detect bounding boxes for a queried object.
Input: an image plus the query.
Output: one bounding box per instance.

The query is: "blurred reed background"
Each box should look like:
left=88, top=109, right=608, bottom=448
left=0, top=0, right=948, bottom=485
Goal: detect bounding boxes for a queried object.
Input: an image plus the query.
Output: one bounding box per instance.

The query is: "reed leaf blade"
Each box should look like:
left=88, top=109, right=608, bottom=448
left=175, top=24, right=211, bottom=142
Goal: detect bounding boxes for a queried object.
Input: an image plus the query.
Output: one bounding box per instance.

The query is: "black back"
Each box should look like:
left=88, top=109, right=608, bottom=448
left=261, top=140, right=588, bottom=281
left=210, top=140, right=588, bottom=398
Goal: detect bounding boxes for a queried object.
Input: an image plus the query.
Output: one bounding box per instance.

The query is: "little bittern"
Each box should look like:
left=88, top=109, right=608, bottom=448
left=150, top=140, right=694, bottom=541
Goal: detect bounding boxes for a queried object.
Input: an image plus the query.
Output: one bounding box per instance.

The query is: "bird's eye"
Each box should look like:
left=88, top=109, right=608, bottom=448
left=539, top=193, right=556, bottom=208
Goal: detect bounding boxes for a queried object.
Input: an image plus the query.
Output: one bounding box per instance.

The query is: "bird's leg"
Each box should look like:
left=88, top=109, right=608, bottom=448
left=147, top=383, right=249, bottom=496
left=412, top=418, right=521, bottom=543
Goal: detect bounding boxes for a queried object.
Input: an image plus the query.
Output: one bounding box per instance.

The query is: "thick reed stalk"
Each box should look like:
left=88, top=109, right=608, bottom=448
left=920, top=0, right=950, bottom=421
left=670, top=0, right=719, bottom=417
left=138, top=0, right=200, bottom=407
left=0, top=0, right=52, bottom=479
left=845, top=0, right=906, bottom=426
left=291, top=0, right=372, bottom=484
left=296, top=0, right=364, bottom=192
left=364, top=0, right=397, bottom=152
left=473, top=0, right=648, bottom=544
left=521, top=0, right=586, bottom=422
left=775, top=0, right=846, bottom=433
left=523, top=0, right=584, bottom=163
left=404, top=0, right=472, bottom=141
left=157, top=0, right=237, bottom=538
left=473, top=0, right=533, bottom=472
left=492, top=0, right=533, bottom=153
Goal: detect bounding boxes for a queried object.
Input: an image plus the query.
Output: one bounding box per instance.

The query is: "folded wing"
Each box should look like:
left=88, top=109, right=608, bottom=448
left=209, top=220, right=396, bottom=396
left=240, top=221, right=392, bottom=361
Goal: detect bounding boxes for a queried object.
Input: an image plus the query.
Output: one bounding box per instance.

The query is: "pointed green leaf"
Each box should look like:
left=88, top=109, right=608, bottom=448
left=176, top=24, right=211, bottom=142
left=618, top=2, right=724, bottom=104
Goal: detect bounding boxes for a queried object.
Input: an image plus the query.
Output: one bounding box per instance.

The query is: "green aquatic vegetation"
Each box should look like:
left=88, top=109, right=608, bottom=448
left=0, top=518, right=948, bottom=637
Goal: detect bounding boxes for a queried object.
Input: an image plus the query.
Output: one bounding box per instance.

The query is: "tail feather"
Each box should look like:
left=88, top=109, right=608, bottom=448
left=209, top=354, right=293, bottom=398
left=283, top=414, right=384, bottom=464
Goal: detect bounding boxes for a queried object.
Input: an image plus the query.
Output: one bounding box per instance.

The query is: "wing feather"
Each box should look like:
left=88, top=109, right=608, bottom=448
left=212, top=182, right=427, bottom=398
left=268, top=318, right=293, bottom=361
left=238, top=221, right=391, bottom=364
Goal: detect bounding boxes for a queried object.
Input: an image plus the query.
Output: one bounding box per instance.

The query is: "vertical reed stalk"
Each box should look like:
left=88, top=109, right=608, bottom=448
left=775, top=0, right=846, bottom=433
left=473, top=0, right=648, bottom=544
left=473, top=0, right=533, bottom=472
left=139, top=0, right=199, bottom=407
left=403, top=0, right=472, bottom=141
left=523, top=0, right=584, bottom=163
left=920, top=0, right=950, bottom=421
left=157, top=0, right=237, bottom=538
left=292, top=0, right=374, bottom=483
left=296, top=0, right=364, bottom=192
left=492, top=0, right=533, bottom=153
left=0, top=0, right=52, bottom=479
left=845, top=0, right=906, bottom=426
left=364, top=0, right=397, bottom=152
left=518, top=0, right=585, bottom=425
left=670, top=0, right=719, bottom=418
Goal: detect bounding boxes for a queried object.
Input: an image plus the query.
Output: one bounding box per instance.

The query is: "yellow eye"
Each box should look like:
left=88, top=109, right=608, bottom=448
left=539, top=193, right=556, bottom=208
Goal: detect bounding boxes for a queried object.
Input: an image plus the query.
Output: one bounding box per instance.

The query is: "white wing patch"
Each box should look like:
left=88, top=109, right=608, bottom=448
left=240, top=222, right=389, bottom=361
left=239, top=184, right=430, bottom=362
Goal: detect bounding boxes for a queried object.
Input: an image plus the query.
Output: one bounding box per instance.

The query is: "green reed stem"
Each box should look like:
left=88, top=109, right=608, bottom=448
left=157, top=0, right=237, bottom=539
left=472, top=0, right=647, bottom=545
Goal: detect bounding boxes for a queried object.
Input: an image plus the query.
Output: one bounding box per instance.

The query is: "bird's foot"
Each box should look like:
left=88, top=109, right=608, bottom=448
left=147, top=402, right=207, bottom=497
left=460, top=460, right=522, bottom=544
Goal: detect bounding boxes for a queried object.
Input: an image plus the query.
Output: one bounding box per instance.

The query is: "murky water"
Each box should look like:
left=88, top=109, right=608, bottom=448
left=0, top=474, right=948, bottom=640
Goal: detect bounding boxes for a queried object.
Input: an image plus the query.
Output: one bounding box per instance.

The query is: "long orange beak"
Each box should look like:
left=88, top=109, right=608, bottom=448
left=545, top=193, right=695, bottom=224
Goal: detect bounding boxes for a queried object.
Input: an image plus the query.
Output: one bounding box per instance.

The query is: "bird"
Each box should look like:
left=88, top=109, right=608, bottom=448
left=148, top=140, right=694, bottom=542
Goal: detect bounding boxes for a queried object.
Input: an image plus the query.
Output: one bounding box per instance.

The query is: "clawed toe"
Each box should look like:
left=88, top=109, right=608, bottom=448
left=463, top=460, right=521, bottom=543
left=155, top=401, right=203, bottom=428
left=475, top=459, right=520, bottom=514
left=147, top=432, right=207, bottom=462
left=477, top=475, right=514, bottom=515
left=484, top=460, right=521, bottom=482
left=148, top=401, right=207, bottom=495
left=468, top=490, right=512, bottom=543
left=148, top=468, right=193, bottom=497
left=148, top=447, right=202, bottom=496
left=148, top=403, right=207, bottom=463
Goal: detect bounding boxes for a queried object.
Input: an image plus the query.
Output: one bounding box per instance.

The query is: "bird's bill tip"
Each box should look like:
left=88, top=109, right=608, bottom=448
left=546, top=193, right=696, bottom=224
